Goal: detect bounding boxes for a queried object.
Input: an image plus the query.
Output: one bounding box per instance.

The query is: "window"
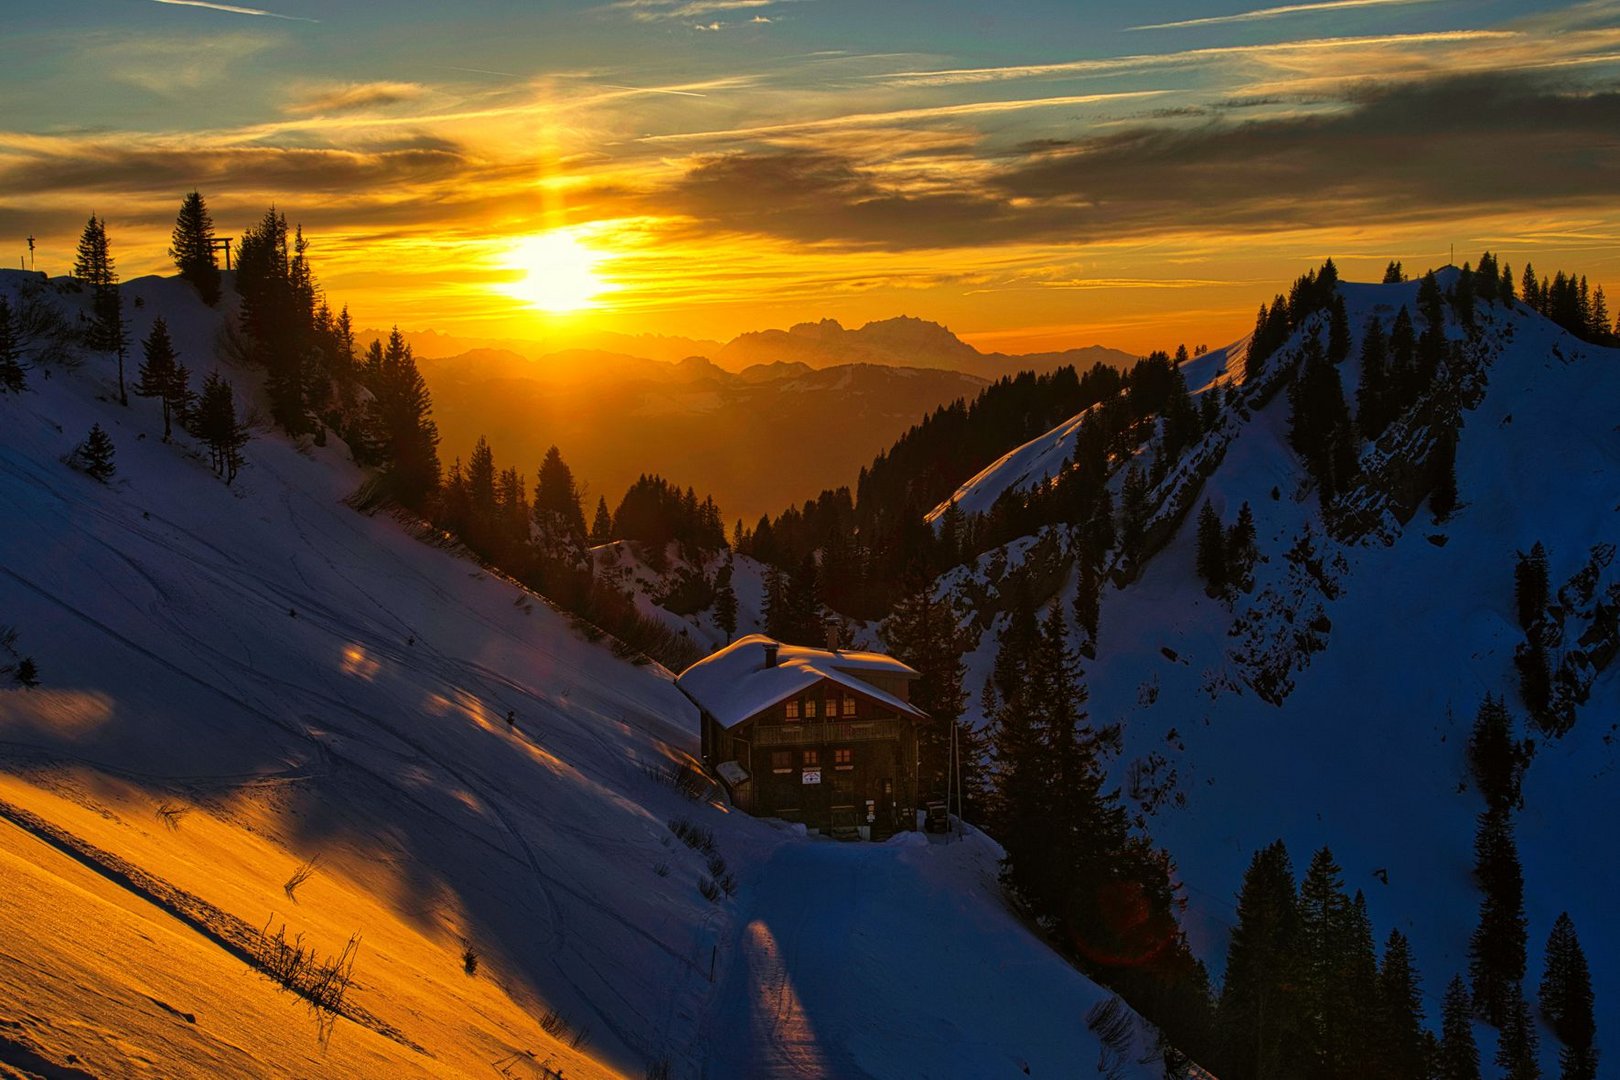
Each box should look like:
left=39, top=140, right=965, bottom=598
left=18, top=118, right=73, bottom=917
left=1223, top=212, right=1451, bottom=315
left=804, top=698, right=818, bottom=719
left=802, top=749, right=820, bottom=768
left=841, top=696, right=856, bottom=717
left=834, top=747, right=853, bottom=770
left=785, top=700, right=800, bottom=720
left=771, top=751, right=792, bottom=774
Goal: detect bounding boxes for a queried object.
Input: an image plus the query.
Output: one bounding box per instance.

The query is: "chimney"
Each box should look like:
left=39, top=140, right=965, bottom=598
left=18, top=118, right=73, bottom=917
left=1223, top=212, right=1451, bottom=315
left=763, top=642, right=779, bottom=669
left=824, top=625, right=840, bottom=653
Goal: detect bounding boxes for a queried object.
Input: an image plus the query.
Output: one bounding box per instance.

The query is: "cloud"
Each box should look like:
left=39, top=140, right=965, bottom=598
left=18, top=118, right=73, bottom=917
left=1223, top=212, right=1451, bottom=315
left=869, top=30, right=1521, bottom=87
left=1128, top=0, right=1442, bottom=33
left=655, top=74, right=1620, bottom=250
left=147, top=0, right=315, bottom=21
left=640, top=90, right=1169, bottom=143
left=286, top=82, right=429, bottom=115
left=0, top=138, right=469, bottom=200
left=604, top=0, right=785, bottom=21
left=85, top=31, right=278, bottom=95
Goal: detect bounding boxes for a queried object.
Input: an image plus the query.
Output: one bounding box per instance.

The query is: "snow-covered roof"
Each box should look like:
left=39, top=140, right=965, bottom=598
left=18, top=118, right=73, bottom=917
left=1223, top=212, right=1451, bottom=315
left=676, top=634, right=924, bottom=729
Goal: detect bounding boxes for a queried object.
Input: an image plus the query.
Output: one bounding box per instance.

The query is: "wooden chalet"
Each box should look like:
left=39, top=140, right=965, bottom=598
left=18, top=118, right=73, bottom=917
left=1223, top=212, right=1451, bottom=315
left=676, top=634, right=925, bottom=840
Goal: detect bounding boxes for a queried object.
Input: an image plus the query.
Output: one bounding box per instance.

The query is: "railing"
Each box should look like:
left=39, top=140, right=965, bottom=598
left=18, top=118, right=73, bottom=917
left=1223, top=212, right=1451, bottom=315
left=751, top=719, right=903, bottom=747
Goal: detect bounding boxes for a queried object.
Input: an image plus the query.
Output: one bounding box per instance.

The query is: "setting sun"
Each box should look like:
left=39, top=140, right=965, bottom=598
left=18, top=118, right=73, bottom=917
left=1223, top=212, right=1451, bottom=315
left=503, top=230, right=608, bottom=313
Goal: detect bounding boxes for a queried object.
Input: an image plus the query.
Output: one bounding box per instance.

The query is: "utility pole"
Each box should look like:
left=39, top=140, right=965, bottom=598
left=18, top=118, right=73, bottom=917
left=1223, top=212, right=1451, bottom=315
left=25, top=235, right=35, bottom=272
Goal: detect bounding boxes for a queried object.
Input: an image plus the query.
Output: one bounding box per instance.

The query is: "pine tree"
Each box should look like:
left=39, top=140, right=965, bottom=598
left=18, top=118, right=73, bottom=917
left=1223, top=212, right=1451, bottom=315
left=135, top=318, right=180, bottom=440
left=1438, top=976, right=1481, bottom=1080
left=1216, top=840, right=1303, bottom=1080
left=1495, top=983, right=1541, bottom=1080
left=1226, top=502, right=1259, bottom=593
left=1072, top=557, right=1101, bottom=651
left=1453, top=261, right=1476, bottom=325
left=463, top=436, right=498, bottom=556
left=1539, top=913, right=1598, bottom=1079
left=74, top=215, right=128, bottom=405
left=1515, top=542, right=1549, bottom=630
left=1383, top=260, right=1405, bottom=284
left=1468, top=807, right=1526, bottom=1026
left=1378, top=930, right=1428, bottom=1080
left=196, top=371, right=248, bottom=484
left=1196, top=499, right=1227, bottom=593
left=1297, top=847, right=1358, bottom=1077
left=1288, top=334, right=1357, bottom=501
left=713, top=561, right=739, bottom=644
left=76, top=423, right=116, bottom=481
left=0, top=295, right=25, bottom=394
left=778, top=553, right=823, bottom=644
left=1388, top=307, right=1417, bottom=404
left=1120, top=462, right=1149, bottom=564
left=884, top=588, right=970, bottom=800
left=761, top=565, right=787, bottom=639
left=1355, top=317, right=1389, bottom=438
left=534, top=444, right=587, bottom=544
left=1521, top=264, right=1540, bottom=311
left=365, top=329, right=441, bottom=508
left=990, top=582, right=1039, bottom=706
left=1468, top=695, right=1530, bottom=812
left=169, top=191, right=221, bottom=305
left=590, top=496, right=613, bottom=543
left=237, top=206, right=318, bottom=432
left=168, top=361, right=195, bottom=431
left=1327, top=294, right=1351, bottom=364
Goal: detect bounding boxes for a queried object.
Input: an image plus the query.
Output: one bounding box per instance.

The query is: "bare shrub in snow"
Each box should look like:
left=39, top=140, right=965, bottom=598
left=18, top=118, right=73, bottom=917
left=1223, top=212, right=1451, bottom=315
left=255, top=916, right=359, bottom=1046
left=283, top=855, right=320, bottom=900
left=1084, top=996, right=1135, bottom=1080
left=668, top=816, right=715, bottom=854
left=155, top=802, right=189, bottom=830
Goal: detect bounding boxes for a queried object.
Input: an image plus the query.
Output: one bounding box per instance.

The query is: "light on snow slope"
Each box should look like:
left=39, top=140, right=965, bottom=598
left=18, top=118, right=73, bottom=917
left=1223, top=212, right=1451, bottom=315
left=0, top=270, right=1161, bottom=1078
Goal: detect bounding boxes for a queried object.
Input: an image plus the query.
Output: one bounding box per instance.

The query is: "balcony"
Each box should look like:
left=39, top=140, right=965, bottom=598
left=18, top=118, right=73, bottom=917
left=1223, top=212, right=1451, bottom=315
left=751, top=719, right=903, bottom=747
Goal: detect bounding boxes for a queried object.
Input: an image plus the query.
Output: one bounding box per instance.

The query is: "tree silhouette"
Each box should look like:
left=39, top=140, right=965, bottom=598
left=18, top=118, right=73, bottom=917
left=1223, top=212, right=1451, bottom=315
left=169, top=191, right=221, bottom=306
left=74, top=215, right=128, bottom=405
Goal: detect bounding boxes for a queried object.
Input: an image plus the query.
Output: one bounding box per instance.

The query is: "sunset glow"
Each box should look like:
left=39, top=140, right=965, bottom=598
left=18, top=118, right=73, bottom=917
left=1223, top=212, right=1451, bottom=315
left=502, top=231, right=610, bottom=314
left=3, top=1, right=1617, bottom=352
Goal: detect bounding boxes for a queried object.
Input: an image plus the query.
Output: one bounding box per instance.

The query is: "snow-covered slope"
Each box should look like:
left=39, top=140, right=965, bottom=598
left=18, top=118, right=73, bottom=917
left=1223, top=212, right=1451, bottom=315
left=937, top=274, right=1620, bottom=1069
left=0, top=270, right=1162, bottom=1078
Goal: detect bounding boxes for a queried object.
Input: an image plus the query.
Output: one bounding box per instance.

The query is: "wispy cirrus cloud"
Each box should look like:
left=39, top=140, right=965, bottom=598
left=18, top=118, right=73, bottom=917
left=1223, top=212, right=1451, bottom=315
left=285, top=82, right=428, bottom=115
left=603, top=0, right=786, bottom=22
left=147, top=0, right=315, bottom=21
left=870, top=30, right=1520, bottom=87
left=1127, top=0, right=1442, bottom=32
left=640, top=89, right=1169, bottom=143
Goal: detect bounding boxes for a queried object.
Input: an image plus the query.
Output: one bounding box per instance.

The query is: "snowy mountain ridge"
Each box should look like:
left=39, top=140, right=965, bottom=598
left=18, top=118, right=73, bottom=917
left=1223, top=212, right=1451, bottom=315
left=930, top=269, right=1620, bottom=1071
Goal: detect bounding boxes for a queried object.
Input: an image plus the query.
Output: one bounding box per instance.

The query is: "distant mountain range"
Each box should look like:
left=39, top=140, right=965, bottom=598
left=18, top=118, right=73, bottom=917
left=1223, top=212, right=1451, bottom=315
left=400, top=317, right=1136, bottom=524
left=367, top=316, right=1135, bottom=378
left=417, top=348, right=989, bottom=525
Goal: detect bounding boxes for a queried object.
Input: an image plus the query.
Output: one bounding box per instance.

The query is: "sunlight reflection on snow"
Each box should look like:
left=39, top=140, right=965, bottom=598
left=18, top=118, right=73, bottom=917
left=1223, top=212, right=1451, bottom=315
left=339, top=644, right=381, bottom=681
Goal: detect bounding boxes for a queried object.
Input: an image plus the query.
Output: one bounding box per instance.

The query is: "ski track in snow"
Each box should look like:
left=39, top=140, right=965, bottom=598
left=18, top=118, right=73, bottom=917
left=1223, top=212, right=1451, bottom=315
left=0, top=270, right=1160, bottom=1078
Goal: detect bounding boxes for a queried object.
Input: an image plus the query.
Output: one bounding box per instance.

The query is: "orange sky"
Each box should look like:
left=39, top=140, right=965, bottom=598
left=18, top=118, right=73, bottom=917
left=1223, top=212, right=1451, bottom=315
left=4, top=0, right=1618, bottom=355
